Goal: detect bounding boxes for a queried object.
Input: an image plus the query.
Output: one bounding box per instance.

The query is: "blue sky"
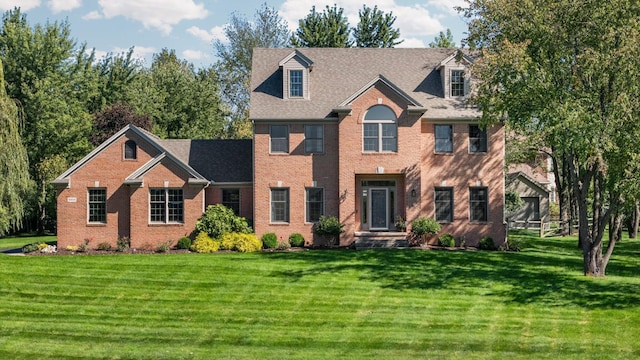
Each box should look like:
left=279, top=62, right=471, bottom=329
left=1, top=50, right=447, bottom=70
left=0, top=0, right=469, bottom=68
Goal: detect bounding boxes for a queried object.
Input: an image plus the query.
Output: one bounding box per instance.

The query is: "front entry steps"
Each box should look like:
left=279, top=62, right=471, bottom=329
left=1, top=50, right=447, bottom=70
left=354, top=232, right=409, bottom=250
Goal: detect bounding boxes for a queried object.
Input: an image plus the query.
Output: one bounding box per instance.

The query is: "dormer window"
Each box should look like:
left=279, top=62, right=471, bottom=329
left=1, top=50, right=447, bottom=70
left=451, top=70, right=465, bottom=97
left=289, top=70, right=303, bottom=97
left=279, top=50, right=313, bottom=100
left=124, top=140, right=137, bottom=159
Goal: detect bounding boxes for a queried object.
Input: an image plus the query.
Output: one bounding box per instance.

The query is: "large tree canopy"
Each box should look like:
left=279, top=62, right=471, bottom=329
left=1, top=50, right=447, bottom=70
left=291, top=5, right=351, bottom=48
left=428, top=28, right=455, bottom=48
left=462, top=0, right=640, bottom=276
left=214, top=3, right=290, bottom=139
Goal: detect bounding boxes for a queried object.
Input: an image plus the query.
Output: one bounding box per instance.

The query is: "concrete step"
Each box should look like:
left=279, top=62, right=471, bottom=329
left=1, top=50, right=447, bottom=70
left=354, top=232, right=409, bottom=250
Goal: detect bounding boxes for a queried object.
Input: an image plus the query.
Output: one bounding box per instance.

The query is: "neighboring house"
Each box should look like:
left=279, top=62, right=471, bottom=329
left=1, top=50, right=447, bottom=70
left=250, top=48, right=506, bottom=247
left=54, top=48, right=506, bottom=249
left=52, top=125, right=252, bottom=249
left=506, top=170, right=550, bottom=224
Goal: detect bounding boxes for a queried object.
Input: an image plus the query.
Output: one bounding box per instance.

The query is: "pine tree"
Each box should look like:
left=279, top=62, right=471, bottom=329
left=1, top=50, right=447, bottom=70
left=353, top=5, right=402, bottom=48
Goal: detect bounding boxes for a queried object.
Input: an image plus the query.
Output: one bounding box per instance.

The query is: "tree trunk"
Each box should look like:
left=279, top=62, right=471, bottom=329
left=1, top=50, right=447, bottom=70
left=630, top=201, right=639, bottom=239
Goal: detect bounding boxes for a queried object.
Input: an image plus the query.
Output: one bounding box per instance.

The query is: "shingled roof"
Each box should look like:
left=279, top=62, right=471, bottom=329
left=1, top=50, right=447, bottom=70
left=160, top=139, right=253, bottom=183
left=250, top=48, right=480, bottom=120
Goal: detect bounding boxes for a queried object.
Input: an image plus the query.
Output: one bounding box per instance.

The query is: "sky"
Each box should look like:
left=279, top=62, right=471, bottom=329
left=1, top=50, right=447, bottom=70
left=0, top=0, right=469, bottom=68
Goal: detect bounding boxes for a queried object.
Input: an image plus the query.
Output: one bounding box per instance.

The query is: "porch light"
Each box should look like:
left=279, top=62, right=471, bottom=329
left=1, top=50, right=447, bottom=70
left=411, top=189, right=417, bottom=198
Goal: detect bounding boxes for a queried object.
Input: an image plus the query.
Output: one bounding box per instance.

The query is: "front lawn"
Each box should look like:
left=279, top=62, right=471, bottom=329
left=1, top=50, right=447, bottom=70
left=0, top=234, right=56, bottom=250
left=0, top=233, right=639, bottom=359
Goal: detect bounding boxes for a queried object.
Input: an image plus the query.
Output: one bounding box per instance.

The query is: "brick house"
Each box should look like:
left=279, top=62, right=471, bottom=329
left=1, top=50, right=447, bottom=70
left=250, top=48, right=505, bottom=247
left=53, top=125, right=252, bottom=249
left=54, top=47, right=505, bottom=249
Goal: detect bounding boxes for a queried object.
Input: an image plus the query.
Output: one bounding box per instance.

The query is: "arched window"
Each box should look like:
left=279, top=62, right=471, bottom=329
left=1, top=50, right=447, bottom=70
left=363, top=105, right=397, bottom=152
left=124, top=140, right=137, bottom=159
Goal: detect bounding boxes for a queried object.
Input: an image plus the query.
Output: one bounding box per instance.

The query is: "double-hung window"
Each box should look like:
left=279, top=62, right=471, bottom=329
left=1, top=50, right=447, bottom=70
left=305, top=125, right=324, bottom=153
left=435, top=187, right=453, bottom=223
left=222, top=188, right=241, bottom=215
left=289, top=70, right=303, bottom=98
left=469, top=125, right=487, bottom=153
left=88, top=188, right=106, bottom=223
left=469, top=187, right=488, bottom=222
left=271, top=188, right=289, bottom=223
left=363, top=105, right=397, bottom=152
left=451, top=70, right=465, bottom=97
left=306, top=187, right=324, bottom=222
left=150, top=188, right=184, bottom=224
left=435, top=124, right=453, bottom=153
left=270, top=125, right=289, bottom=153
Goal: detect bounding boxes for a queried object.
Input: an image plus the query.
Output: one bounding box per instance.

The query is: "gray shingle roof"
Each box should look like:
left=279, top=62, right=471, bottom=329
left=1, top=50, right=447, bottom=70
left=250, top=48, right=480, bottom=120
left=160, top=139, right=253, bottom=183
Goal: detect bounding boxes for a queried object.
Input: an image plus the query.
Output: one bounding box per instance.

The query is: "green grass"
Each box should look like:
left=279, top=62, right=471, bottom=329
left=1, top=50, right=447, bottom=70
left=0, top=233, right=56, bottom=250
left=1, top=233, right=639, bottom=359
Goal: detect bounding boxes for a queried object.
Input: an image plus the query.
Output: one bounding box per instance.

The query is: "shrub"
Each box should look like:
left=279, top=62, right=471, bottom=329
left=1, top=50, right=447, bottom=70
left=37, top=243, right=48, bottom=251
left=191, top=231, right=219, bottom=253
left=96, top=242, right=112, bottom=251
left=313, top=216, right=344, bottom=246
left=40, top=245, right=57, bottom=253
left=66, top=245, right=79, bottom=252
left=219, top=232, right=262, bottom=252
left=288, top=233, right=305, bottom=247
left=195, top=204, right=252, bottom=239
left=276, top=240, right=291, bottom=250
left=22, top=243, right=39, bottom=253
left=479, top=236, right=495, bottom=250
left=501, top=237, right=523, bottom=252
left=176, top=236, right=192, bottom=250
left=410, top=218, right=441, bottom=236
left=77, top=238, right=90, bottom=253
left=156, top=241, right=171, bottom=253
left=261, top=233, right=278, bottom=249
left=117, top=236, right=130, bottom=252
left=438, top=233, right=455, bottom=247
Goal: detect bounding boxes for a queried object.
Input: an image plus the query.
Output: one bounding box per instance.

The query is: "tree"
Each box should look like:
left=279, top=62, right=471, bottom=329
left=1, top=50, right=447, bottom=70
left=461, top=0, right=640, bottom=276
left=214, top=3, right=290, bottom=138
left=91, top=48, right=143, bottom=113
left=0, top=8, right=94, bottom=232
left=0, top=58, right=32, bottom=236
left=352, top=5, right=402, bottom=48
left=290, top=5, right=351, bottom=48
left=91, top=103, right=152, bottom=146
left=429, top=28, right=456, bottom=48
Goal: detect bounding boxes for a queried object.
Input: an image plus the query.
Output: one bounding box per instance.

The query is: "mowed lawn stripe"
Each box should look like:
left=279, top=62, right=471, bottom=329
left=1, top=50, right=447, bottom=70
left=1, top=234, right=639, bottom=359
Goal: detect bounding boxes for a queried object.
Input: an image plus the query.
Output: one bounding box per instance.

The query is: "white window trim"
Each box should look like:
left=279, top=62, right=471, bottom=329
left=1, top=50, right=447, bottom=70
left=362, top=107, right=398, bottom=153
left=270, top=188, right=290, bottom=223
left=434, top=124, right=454, bottom=154
left=87, top=188, right=107, bottom=224
left=288, top=69, right=304, bottom=98
left=269, top=125, right=289, bottom=154
left=468, top=124, right=488, bottom=154
left=149, top=188, right=184, bottom=224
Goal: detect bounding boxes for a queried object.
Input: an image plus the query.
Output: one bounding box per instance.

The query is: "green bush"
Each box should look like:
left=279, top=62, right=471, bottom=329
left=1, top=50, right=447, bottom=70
left=220, top=232, right=262, bottom=252
left=117, top=236, right=130, bottom=252
left=37, top=243, right=48, bottom=251
left=190, top=231, right=220, bottom=253
left=22, top=243, right=39, bottom=253
left=410, top=218, right=441, bottom=236
left=288, top=233, right=305, bottom=247
left=313, top=216, right=345, bottom=236
left=195, top=204, right=252, bottom=239
left=502, top=237, right=522, bottom=252
left=438, top=233, right=455, bottom=247
left=96, top=242, right=112, bottom=251
left=261, top=233, right=278, bottom=249
left=479, top=236, right=495, bottom=250
left=176, top=237, right=191, bottom=250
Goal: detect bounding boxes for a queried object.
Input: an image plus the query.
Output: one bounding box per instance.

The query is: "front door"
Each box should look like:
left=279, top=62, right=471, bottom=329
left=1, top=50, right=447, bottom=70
left=369, top=188, right=389, bottom=230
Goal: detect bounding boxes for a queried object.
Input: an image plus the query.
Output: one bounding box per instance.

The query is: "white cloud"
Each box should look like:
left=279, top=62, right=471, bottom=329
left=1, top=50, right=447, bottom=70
left=0, top=0, right=41, bottom=11
left=82, top=10, right=102, bottom=20
left=182, top=49, right=208, bottom=61
left=187, top=25, right=226, bottom=44
left=114, top=45, right=156, bottom=65
left=429, top=0, right=466, bottom=16
left=47, top=0, right=81, bottom=13
left=396, top=37, right=426, bottom=48
left=279, top=0, right=445, bottom=46
left=96, top=0, right=208, bottom=35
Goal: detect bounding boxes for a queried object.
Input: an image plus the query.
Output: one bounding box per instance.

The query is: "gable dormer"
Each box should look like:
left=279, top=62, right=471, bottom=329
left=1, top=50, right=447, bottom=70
left=438, top=50, right=474, bottom=99
left=279, top=50, right=313, bottom=100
